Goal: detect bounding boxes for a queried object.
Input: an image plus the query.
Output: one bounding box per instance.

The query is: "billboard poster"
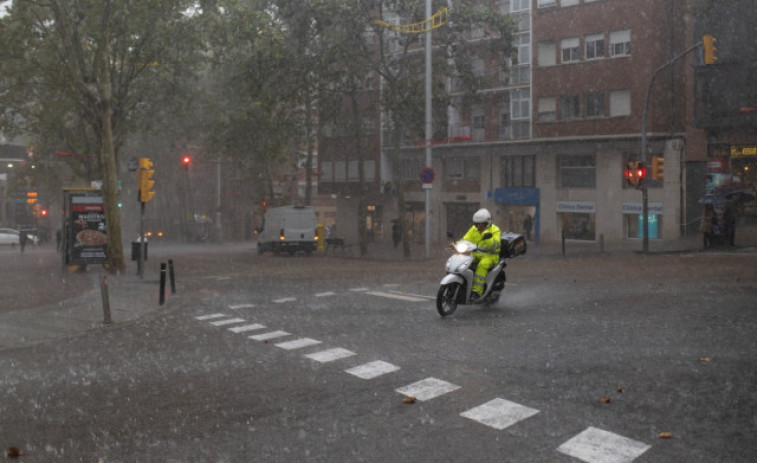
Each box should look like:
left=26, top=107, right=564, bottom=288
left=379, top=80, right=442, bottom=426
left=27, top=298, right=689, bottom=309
left=64, top=190, right=107, bottom=265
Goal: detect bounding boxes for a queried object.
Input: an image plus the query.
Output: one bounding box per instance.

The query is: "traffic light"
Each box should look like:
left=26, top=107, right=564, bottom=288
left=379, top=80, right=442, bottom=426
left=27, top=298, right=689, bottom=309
left=182, top=155, right=191, bottom=170
left=651, top=156, right=665, bottom=180
left=624, top=161, right=646, bottom=187
left=703, top=34, right=718, bottom=65
left=138, top=157, right=156, bottom=203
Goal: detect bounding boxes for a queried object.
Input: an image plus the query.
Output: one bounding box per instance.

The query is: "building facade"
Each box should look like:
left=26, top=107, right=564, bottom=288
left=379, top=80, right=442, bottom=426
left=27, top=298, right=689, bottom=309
left=318, top=0, right=756, bottom=247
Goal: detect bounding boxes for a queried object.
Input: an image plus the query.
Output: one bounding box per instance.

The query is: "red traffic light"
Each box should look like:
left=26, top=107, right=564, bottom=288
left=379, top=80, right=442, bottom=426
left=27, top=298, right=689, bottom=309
left=182, top=155, right=191, bottom=169
left=40, top=209, right=48, bottom=217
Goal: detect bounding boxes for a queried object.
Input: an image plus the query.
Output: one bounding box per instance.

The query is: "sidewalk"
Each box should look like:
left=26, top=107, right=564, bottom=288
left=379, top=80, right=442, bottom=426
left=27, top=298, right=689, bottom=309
left=0, top=246, right=171, bottom=349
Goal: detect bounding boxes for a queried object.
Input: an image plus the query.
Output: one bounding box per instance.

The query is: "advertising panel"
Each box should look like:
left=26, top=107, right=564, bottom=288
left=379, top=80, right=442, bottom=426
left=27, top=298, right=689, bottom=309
left=63, top=189, right=108, bottom=266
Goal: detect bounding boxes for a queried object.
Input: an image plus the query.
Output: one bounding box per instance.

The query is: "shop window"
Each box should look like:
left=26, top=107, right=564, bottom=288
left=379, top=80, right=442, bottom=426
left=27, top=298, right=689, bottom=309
left=558, top=212, right=595, bottom=241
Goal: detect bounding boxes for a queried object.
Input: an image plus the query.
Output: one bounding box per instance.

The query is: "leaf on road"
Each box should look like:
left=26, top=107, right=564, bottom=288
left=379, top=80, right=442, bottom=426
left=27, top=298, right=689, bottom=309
left=699, top=357, right=712, bottom=363
left=617, top=386, right=626, bottom=394
left=403, top=396, right=417, bottom=404
left=600, top=397, right=611, bottom=404
left=6, top=446, right=24, bottom=458
left=657, top=432, right=673, bottom=439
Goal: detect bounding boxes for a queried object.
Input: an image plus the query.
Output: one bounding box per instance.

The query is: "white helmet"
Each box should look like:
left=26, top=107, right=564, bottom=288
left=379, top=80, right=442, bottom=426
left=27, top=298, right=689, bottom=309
left=472, top=208, right=492, bottom=227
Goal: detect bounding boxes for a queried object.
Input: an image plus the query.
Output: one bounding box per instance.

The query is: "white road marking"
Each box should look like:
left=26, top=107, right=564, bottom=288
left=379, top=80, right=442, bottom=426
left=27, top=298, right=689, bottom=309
left=249, top=331, right=290, bottom=341
left=314, top=291, right=336, bottom=297
left=345, top=361, right=400, bottom=379
left=194, top=313, right=226, bottom=321
left=387, top=290, right=435, bottom=300
left=365, top=291, right=427, bottom=302
left=557, top=427, right=651, bottom=463
left=228, top=303, right=256, bottom=310
left=305, top=348, right=356, bottom=363
left=228, top=323, right=266, bottom=333
left=350, top=287, right=370, bottom=292
left=395, top=378, right=461, bottom=401
left=209, top=318, right=246, bottom=326
left=460, top=398, right=540, bottom=430
left=275, top=338, right=322, bottom=350
left=273, top=297, right=297, bottom=303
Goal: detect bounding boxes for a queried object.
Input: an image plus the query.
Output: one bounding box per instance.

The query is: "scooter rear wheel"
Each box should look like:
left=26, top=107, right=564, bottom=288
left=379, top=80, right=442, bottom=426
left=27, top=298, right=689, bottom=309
left=436, top=283, right=461, bottom=317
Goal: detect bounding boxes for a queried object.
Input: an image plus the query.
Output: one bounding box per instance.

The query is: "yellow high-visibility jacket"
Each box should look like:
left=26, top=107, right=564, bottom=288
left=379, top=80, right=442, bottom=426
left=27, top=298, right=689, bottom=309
left=462, top=224, right=501, bottom=259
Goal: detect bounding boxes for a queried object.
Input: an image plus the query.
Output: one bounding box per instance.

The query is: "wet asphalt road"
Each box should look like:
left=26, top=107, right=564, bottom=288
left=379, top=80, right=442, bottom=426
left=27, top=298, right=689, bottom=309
left=0, top=241, right=755, bottom=462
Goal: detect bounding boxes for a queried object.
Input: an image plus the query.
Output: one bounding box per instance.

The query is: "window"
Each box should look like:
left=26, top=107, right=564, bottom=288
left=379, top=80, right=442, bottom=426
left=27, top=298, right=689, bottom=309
left=609, top=89, right=631, bottom=116
left=561, top=0, right=579, bottom=5
left=501, top=155, right=536, bottom=187
left=538, top=97, right=557, bottom=122
left=446, top=157, right=480, bottom=180
left=585, top=91, right=604, bottom=117
left=538, top=41, right=556, bottom=67
left=321, top=161, right=333, bottom=181
left=558, top=154, right=596, bottom=188
left=472, top=105, right=485, bottom=141
left=511, top=88, right=530, bottom=120
left=585, top=33, right=604, bottom=60
left=400, top=157, right=424, bottom=180
left=516, top=33, right=531, bottom=65
left=472, top=106, right=485, bottom=129
left=348, top=160, right=375, bottom=181
left=537, top=0, right=556, bottom=7
left=511, top=0, right=530, bottom=11
left=499, top=106, right=510, bottom=139
left=610, top=29, right=631, bottom=57
left=561, top=94, right=579, bottom=119
left=561, top=38, right=580, bottom=63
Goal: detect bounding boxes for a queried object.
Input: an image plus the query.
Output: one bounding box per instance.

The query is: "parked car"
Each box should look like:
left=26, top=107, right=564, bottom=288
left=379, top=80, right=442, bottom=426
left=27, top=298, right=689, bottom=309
left=0, top=228, right=40, bottom=246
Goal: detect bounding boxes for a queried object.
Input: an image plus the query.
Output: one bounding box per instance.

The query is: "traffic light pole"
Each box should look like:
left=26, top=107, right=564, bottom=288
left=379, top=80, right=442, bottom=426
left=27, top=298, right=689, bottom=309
left=640, top=41, right=702, bottom=252
left=138, top=201, right=145, bottom=278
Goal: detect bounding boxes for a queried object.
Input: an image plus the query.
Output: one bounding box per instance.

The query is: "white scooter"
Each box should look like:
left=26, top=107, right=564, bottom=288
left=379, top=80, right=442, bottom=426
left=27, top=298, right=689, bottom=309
left=436, top=231, right=526, bottom=317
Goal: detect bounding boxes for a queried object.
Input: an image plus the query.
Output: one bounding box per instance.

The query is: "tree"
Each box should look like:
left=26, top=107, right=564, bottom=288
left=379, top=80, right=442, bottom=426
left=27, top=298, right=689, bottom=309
left=0, top=0, right=203, bottom=272
left=366, top=0, right=515, bottom=257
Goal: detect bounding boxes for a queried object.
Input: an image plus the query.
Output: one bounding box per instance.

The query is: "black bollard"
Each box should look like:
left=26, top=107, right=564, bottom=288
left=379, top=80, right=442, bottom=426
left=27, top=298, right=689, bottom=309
left=159, top=262, right=167, bottom=306
left=100, top=275, right=112, bottom=324
left=168, top=259, right=176, bottom=295
left=561, top=230, right=566, bottom=257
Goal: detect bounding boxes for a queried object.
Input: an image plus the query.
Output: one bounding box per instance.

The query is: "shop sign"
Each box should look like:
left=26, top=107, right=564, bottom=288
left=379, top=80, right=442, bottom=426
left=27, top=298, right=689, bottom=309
left=622, top=202, right=663, bottom=214
left=556, top=201, right=595, bottom=213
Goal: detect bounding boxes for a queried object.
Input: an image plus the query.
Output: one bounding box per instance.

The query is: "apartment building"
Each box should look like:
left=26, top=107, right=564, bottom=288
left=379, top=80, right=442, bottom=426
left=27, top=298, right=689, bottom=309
left=318, top=0, right=753, bottom=246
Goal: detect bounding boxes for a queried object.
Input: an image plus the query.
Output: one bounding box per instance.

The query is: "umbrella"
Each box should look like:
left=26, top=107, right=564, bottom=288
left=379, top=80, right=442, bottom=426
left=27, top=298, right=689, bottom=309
left=698, top=194, right=721, bottom=205
left=724, top=190, right=756, bottom=202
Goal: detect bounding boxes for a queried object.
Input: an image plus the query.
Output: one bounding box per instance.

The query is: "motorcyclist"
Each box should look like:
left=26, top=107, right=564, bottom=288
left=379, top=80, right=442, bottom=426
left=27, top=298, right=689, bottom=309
left=457, top=208, right=501, bottom=300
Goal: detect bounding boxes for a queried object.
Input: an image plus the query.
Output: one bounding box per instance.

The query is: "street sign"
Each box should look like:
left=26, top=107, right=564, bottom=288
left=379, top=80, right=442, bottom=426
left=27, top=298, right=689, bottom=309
left=419, top=167, right=435, bottom=184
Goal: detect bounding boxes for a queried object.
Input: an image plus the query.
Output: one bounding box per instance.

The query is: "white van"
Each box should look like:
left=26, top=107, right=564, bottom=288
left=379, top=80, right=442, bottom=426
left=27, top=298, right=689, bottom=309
left=257, top=205, right=317, bottom=256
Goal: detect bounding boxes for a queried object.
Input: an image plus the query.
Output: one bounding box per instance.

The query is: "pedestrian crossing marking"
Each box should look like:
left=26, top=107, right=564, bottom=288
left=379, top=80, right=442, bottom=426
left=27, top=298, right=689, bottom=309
left=305, top=348, right=356, bottom=363
left=345, top=361, right=400, bottom=380
left=314, top=291, right=336, bottom=297
left=210, top=318, right=246, bottom=327
left=557, top=427, right=651, bottom=463
left=249, top=331, right=290, bottom=341
left=460, top=398, right=539, bottom=430
left=275, top=338, right=322, bottom=350
left=228, top=303, right=256, bottom=310
left=228, top=323, right=266, bottom=333
left=195, top=313, right=226, bottom=321
left=396, top=377, right=460, bottom=401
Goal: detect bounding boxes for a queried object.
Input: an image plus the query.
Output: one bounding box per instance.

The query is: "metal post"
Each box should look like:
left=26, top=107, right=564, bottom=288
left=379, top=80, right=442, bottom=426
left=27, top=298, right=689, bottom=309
left=168, top=258, right=176, bottom=295
left=159, top=262, right=166, bottom=305
left=424, top=0, right=433, bottom=258
left=641, top=41, right=702, bottom=253
left=138, top=201, right=145, bottom=278
left=216, top=160, right=222, bottom=244
left=100, top=275, right=112, bottom=324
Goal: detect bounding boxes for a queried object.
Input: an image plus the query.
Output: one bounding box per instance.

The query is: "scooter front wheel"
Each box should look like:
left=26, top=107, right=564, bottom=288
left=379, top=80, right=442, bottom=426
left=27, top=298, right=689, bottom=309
left=436, top=283, right=461, bottom=317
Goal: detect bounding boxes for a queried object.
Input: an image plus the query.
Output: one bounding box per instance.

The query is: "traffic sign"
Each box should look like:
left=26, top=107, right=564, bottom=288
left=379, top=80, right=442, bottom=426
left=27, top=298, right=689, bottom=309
left=419, top=167, right=435, bottom=184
